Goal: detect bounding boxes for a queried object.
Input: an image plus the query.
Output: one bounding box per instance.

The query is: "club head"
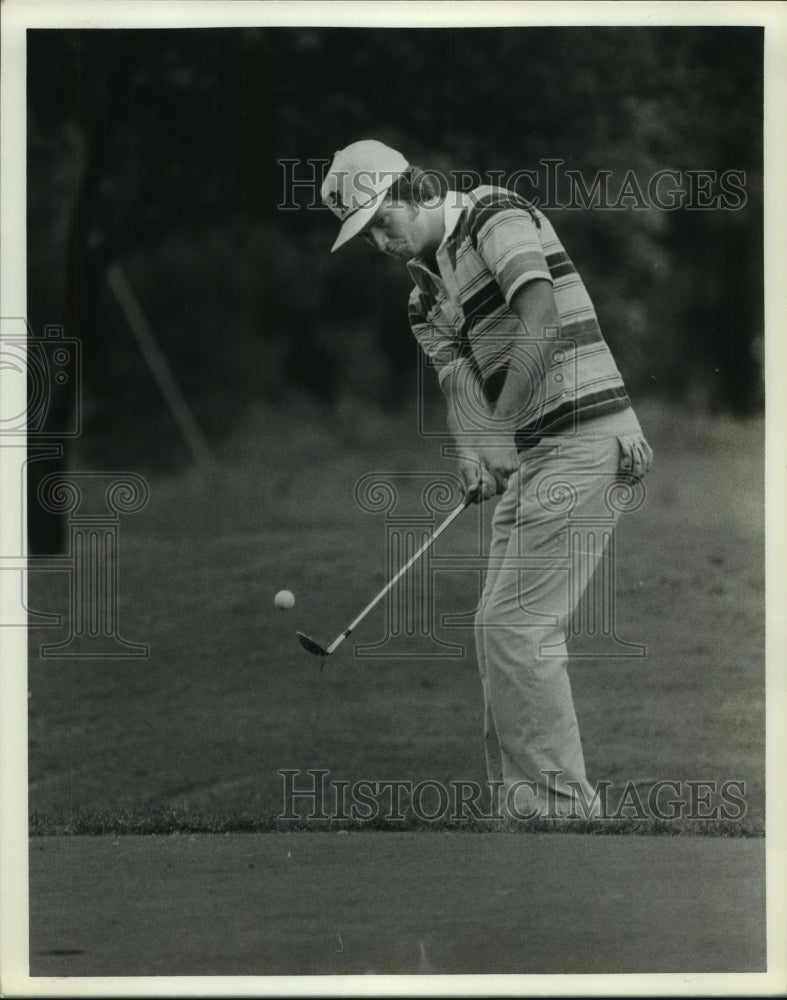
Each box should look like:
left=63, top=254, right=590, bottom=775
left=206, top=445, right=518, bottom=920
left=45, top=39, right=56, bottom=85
left=296, top=631, right=329, bottom=657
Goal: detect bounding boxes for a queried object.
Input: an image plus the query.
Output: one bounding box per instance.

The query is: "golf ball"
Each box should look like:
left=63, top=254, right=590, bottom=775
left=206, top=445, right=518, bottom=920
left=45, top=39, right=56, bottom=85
left=274, top=589, right=295, bottom=610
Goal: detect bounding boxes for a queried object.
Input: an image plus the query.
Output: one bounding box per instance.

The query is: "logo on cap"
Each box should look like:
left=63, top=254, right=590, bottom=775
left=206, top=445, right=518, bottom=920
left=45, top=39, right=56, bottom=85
left=325, top=187, right=347, bottom=215
left=321, top=140, right=409, bottom=251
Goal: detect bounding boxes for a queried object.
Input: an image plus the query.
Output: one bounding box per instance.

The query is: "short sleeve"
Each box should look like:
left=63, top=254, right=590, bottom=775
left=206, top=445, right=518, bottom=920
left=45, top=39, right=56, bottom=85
left=466, top=190, right=552, bottom=306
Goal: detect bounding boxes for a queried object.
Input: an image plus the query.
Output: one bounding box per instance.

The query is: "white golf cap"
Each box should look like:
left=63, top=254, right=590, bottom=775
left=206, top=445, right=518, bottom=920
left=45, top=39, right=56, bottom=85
left=321, top=140, right=409, bottom=252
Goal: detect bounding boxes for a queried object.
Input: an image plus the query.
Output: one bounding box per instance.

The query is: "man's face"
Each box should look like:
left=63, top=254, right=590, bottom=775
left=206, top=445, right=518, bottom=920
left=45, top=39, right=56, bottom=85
left=361, top=198, right=431, bottom=261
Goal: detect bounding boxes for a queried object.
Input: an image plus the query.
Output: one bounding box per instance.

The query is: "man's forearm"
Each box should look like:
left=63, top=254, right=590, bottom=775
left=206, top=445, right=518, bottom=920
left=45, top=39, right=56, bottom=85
left=486, top=366, right=534, bottom=436
left=440, top=362, right=501, bottom=501
left=493, top=278, right=562, bottom=433
left=442, top=359, right=495, bottom=440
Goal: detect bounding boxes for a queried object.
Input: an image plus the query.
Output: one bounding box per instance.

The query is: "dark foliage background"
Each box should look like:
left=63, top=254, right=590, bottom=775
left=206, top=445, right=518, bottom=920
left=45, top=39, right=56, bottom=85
left=26, top=26, right=763, bottom=546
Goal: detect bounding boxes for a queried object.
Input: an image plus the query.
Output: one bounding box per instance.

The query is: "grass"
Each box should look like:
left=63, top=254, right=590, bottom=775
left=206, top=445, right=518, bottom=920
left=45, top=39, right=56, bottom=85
left=27, top=395, right=765, bottom=834
left=28, top=807, right=763, bottom=838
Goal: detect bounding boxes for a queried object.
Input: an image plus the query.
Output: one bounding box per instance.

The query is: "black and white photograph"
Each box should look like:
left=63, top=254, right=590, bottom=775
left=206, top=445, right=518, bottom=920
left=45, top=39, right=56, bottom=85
left=1, top=0, right=785, bottom=995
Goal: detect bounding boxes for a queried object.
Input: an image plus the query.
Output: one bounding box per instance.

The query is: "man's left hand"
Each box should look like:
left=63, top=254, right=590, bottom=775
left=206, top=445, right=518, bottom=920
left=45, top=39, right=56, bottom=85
left=479, top=441, right=519, bottom=494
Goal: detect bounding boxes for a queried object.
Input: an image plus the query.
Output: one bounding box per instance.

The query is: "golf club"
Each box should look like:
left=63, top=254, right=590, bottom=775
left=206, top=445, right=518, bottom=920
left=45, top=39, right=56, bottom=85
left=297, top=496, right=470, bottom=659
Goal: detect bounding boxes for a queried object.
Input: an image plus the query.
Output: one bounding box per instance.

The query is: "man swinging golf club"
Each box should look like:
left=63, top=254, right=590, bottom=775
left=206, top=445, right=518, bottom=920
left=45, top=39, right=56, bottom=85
left=321, top=139, right=653, bottom=819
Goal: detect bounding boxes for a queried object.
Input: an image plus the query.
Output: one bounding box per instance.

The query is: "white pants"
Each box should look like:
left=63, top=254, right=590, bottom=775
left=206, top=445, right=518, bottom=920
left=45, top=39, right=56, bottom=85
left=475, top=416, right=634, bottom=819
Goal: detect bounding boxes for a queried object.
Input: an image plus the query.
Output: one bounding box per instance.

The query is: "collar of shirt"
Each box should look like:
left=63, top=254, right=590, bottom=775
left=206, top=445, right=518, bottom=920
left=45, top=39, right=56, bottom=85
left=406, top=191, right=470, bottom=307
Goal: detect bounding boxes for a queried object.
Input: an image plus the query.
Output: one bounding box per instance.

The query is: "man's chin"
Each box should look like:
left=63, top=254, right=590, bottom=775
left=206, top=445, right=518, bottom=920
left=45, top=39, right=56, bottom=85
left=383, top=243, right=409, bottom=260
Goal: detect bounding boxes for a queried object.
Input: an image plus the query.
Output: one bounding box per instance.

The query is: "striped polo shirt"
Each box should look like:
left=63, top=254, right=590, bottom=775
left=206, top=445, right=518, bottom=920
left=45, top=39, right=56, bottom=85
left=407, top=186, right=631, bottom=447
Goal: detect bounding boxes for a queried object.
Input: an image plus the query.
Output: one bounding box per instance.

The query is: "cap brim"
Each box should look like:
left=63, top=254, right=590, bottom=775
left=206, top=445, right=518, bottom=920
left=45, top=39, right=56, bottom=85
left=330, top=188, right=387, bottom=252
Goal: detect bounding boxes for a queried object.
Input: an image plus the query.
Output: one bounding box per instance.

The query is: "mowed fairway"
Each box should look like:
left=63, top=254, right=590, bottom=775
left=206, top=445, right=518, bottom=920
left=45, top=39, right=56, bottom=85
left=30, top=832, right=766, bottom=976
left=28, top=399, right=765, bottom=826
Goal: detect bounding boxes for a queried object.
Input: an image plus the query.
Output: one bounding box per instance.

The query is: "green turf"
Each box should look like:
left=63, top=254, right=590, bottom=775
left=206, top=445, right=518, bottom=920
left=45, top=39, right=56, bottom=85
left=27, top=397, right=765, bottom=832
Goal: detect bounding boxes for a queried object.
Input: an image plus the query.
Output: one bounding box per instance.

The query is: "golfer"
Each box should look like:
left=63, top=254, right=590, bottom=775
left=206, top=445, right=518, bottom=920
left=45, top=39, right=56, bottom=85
left=322, top=140, right=653, bottom=818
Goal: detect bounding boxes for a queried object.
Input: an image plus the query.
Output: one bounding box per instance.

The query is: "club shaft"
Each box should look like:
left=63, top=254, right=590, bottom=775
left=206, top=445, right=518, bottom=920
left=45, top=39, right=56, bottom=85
left=325, top=500, right=468, bottom=654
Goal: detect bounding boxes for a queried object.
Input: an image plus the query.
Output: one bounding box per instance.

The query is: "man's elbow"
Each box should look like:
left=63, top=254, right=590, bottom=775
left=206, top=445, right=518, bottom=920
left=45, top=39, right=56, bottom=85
left=510, top=279, right=560, bottom=336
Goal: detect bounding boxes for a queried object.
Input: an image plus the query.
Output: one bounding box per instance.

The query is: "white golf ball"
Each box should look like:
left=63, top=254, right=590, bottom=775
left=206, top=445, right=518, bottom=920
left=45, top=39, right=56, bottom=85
left=274, top=589, right=295, bottom=610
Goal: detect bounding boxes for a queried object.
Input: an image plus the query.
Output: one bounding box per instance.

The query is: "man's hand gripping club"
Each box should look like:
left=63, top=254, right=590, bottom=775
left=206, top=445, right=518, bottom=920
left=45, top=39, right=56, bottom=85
left=455, top=440, right=519, bottom=504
